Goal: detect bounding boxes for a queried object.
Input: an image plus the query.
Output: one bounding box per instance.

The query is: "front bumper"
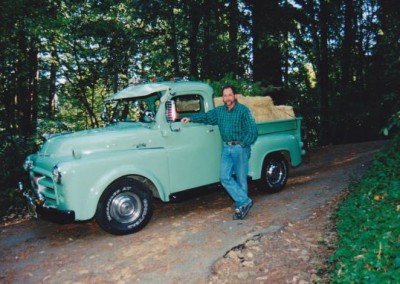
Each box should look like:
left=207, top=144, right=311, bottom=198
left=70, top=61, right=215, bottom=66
left=17, top=181, right=75, bottom=224
left=36, top=206, right=75, bottom=224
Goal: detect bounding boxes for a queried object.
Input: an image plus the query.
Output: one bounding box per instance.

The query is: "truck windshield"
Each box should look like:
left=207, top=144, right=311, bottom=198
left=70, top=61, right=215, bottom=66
left=105, top=93, right=161, bottom=124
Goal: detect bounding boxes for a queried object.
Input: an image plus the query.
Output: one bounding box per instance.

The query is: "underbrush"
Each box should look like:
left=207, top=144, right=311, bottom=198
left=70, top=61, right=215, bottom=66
left=330, top=135, right=400, bottom=283
left=0, top=134, right=34, bottom=218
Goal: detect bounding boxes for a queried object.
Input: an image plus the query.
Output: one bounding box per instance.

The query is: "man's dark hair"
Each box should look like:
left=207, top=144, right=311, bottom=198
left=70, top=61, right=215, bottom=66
left=222, top=85, right=236, bottom=95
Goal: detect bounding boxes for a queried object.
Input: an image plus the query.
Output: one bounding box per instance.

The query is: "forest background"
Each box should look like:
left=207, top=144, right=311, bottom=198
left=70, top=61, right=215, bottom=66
left=0, top=0, right=399, bottom=210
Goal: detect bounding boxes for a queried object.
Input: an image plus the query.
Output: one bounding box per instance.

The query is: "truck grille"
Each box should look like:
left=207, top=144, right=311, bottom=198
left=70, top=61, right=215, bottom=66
left=32, top=173, right=58, bottom=206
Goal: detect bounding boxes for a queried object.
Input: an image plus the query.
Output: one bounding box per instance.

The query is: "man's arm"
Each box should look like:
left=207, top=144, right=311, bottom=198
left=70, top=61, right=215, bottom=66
left=180, top=109, right=217, bottom=125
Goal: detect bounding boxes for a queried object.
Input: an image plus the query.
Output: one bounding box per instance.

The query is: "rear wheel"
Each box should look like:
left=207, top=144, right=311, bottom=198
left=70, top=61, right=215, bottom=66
left=96, top=178, right=153, bottom=235
left=260, top=153, right=288, bottom=194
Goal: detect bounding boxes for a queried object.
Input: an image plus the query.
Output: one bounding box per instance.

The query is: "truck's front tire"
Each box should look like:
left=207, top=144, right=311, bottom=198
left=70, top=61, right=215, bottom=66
left=260, top=153, right=288, bottom=194
left=96, top=178, right=153, bottom=235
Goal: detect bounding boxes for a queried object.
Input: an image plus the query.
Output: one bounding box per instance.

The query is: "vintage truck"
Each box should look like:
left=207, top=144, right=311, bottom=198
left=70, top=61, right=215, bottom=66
left=19, top=81, right=305, bottom=235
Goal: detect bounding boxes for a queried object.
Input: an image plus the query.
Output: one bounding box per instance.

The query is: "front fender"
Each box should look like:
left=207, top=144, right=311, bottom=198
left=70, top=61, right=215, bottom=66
left=57, top=148, right=170, bottom=220
left=84, top=164, right=170, bottom=219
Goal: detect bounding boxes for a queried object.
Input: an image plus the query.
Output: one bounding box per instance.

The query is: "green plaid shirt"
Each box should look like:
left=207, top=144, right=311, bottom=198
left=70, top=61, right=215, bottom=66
left=191, top=102, right=258, bottom=147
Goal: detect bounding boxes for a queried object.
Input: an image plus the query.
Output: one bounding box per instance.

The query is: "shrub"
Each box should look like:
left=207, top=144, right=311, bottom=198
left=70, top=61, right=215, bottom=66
left=0, top=134, right=35, bottom=217
left=330, top=135, right=400, bottom=282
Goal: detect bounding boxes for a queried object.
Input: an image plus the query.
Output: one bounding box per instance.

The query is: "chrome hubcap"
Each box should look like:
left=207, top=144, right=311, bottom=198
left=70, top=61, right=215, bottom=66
left=110, top=190, right=142, bottom=223
left=267, top=161, right=284, bottom=185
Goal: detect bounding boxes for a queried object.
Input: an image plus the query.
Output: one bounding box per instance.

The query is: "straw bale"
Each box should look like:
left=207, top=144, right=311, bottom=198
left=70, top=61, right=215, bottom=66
left=213, top=98, right=224, bottom=107
left=176, top=99, right=200, bottom=112
left=213, top=95, right=295, bottom=122
left=273, top=105, right=295, bottom=119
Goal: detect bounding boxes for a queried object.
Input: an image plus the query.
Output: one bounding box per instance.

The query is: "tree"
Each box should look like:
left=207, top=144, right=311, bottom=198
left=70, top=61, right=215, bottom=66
left=341, top=0, right=357, bottom=91
left=251, top=0, right=286, bottom=101
left=0, top=0, right=62, bottom=136
left=374, top=0, right=400, bottom=132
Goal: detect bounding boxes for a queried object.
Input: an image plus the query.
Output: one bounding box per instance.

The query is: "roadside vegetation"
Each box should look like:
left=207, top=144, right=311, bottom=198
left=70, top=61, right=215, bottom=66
left=0, top=135, right=32, bottom=219
left=329, top=132, right=400, bottom=282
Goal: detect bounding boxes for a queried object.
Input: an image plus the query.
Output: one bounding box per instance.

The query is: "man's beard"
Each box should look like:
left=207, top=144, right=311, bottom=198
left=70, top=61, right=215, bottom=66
left=224, top=99, right=236, bottom=107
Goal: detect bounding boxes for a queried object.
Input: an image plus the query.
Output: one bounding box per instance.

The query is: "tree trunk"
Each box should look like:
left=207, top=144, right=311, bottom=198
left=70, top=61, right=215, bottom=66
left=318, top=0, right=330, bottom=145
left=341, top=0, right=356, bottom=91
left=170, top=5, right=181, bottom=77
left=252, top=0, right=283, bottom=100
left=49, top=45, right=58, bottom=118
left=201, top=0, right=211, bottom=79
left=16, top=31, right=38, bottom=136
left=188, top=3, right=203, bottom=79
left=228, top=0, right=240, bottom=76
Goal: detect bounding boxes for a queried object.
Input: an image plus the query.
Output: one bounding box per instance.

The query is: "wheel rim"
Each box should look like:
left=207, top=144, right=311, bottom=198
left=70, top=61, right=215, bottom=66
left=110, top=190, right=142, bottom=223
left=266, top=160, right=286, bottom=186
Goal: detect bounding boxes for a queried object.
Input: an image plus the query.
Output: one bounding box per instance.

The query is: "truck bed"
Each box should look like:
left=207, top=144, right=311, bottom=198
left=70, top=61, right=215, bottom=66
left=256, top=117, right=302, bottom=135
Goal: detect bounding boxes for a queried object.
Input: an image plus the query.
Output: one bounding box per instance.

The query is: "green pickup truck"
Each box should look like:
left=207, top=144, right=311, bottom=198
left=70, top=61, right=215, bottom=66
left=20, top=81, right=305, bottom=235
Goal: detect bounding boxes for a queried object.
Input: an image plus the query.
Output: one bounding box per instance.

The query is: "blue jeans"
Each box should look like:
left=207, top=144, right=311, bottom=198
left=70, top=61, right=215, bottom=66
left=220, top=145, right=252, bottom=208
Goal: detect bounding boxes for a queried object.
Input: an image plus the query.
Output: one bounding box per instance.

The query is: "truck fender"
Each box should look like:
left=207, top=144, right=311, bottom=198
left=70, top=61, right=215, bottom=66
left=82, top=166, right=168, bottom=220
left=250, top=134, right=298, bottom=180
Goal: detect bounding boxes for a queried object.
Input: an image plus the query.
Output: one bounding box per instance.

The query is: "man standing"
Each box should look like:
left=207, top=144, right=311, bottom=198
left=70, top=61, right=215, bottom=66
left=181, top=85, right=258, bottom=220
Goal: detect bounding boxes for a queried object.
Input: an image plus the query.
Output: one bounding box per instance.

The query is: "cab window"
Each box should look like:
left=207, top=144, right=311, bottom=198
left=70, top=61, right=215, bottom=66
left=174, top=95, right=203, bottom=114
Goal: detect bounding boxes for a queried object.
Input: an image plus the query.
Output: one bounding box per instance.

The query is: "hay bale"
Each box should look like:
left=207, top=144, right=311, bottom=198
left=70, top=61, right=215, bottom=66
left=273, top=105, right=295, bottom=119
left=213, top=95, right=295, bottom=122
left=213, top=97, right=224, bottom=107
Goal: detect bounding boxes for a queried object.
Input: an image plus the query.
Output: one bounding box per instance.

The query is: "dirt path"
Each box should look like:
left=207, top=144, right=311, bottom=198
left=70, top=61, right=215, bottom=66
left=0, top=140, right=388, bottom=284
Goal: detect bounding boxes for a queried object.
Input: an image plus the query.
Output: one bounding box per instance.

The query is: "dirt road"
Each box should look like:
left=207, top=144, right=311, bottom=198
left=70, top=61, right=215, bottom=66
left=0, top=140, right=388, bottom=283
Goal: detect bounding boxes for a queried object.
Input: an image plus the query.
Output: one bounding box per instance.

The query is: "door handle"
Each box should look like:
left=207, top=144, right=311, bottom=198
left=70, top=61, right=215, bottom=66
left=136, top=143, right=146, bottom=148
left=207, top=128, right=214, bottom=133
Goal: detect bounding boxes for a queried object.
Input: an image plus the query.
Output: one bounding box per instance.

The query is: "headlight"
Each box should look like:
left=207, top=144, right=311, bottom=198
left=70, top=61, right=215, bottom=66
left=23, top=159, right=34, bottom=171
left=52, top=165, right=62, bottom=184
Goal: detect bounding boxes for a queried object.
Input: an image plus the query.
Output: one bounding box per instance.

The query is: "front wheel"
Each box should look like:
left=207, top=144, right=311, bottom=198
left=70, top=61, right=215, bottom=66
left=259, top=153, right=288, bottom=194
left=96, top=178, right=153, bottom=235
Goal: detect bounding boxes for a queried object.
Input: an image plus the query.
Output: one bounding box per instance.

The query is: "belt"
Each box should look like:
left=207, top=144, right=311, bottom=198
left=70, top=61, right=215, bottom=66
left=224, top=141, right=240, bottom=145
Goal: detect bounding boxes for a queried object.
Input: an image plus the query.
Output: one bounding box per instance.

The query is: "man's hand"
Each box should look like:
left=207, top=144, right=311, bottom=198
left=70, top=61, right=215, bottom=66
left=180, top=117, right=191, bottom=124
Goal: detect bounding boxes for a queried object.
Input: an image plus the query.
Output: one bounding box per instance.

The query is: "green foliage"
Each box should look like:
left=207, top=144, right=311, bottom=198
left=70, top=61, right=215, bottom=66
left=330, top=136, right=400, bottom=282
left=55, top=81, right=110, bottom=131
left=207, top=74, right=266, bottom=97
left=0, top=134, right=36, bottom=217
left=382, top=110, right=400, bottom=137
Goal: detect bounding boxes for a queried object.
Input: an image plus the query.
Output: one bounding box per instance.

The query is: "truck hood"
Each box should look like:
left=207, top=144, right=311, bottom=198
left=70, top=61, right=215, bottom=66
left=39, top=123, right=155, bottom=158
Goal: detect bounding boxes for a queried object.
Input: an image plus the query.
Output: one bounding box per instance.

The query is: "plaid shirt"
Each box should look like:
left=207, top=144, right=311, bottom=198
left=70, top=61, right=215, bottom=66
left=191, top=102, right=258, bottom=147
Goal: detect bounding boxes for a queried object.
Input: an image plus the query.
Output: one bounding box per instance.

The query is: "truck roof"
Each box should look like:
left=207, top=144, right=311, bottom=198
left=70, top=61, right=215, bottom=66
left=107, top=81, right=214, bottom=101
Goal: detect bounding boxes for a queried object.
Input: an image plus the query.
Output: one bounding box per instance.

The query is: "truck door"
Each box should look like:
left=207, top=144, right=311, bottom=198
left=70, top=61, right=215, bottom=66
left=165, top=94, right=222, bottom=193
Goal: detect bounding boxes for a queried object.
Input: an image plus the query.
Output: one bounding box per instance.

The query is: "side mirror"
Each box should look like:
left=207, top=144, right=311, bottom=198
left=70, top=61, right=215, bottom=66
left=166, top=100, right=180, bottom=132
left=166, top=100, right=178, bottom=122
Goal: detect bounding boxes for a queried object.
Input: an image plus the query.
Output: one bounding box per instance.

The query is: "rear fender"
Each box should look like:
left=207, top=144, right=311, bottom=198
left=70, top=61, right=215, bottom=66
left=250, top=134, right=301, bottom=180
